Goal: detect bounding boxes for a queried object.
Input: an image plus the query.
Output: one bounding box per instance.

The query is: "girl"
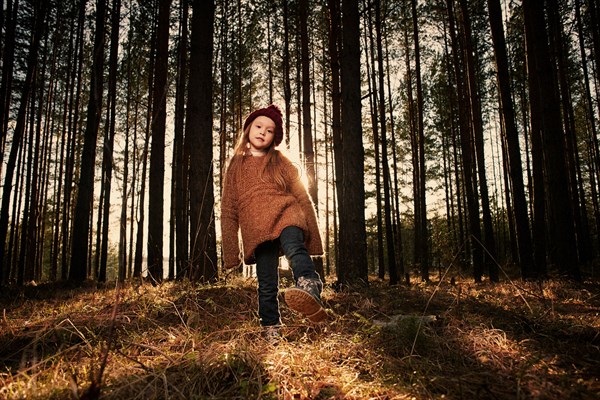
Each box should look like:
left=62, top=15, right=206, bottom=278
left=221, top=104, right=327, bottom=330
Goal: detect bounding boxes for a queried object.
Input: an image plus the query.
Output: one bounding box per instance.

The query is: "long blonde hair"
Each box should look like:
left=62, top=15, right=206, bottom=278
left=225, top=125, right=288, bottom=191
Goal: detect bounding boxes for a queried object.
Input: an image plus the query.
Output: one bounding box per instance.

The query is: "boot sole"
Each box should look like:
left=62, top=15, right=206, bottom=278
left=284, top=288, right=328, bottom=323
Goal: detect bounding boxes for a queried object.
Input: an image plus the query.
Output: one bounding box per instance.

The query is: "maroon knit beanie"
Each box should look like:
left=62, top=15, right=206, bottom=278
left=243, top=104, right=284, bottom=146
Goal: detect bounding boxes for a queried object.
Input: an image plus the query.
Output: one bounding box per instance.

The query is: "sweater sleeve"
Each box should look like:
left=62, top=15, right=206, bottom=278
left=286, top=159, right=324, bottom=255
left=221, top=169, right=242, bottom=269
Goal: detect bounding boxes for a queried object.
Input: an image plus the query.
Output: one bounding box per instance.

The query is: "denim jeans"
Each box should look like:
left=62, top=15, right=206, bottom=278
left=254, top=226, right=321, bottom=326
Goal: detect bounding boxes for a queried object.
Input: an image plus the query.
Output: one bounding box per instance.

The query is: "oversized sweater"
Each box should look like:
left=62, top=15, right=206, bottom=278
left=220, top=151, right=324, bottom=269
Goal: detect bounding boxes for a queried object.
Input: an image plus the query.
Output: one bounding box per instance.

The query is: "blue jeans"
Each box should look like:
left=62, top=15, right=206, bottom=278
left=254, top=226, right=320, bottom=326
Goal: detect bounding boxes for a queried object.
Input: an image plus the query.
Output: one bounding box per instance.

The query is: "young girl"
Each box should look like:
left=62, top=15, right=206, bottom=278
left=221, top=104, right=327, bottom=330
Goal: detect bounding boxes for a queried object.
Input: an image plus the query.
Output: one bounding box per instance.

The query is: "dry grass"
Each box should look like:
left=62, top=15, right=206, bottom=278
left=0, top=275, right=598, bottom=399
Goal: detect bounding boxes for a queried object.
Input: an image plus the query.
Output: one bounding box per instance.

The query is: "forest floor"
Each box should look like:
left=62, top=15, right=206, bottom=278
left=0, top=272, right=598, bottom=399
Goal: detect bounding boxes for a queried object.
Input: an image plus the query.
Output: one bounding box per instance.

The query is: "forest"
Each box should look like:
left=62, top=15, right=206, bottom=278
left=1, top=0, right=600, bottom=286
left=0, top=0, right=599, bottom=398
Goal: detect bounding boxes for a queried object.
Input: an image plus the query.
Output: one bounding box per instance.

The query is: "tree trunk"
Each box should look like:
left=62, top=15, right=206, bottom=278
left=487, top=0, right=533, bottom=278
left=337, top=0, right=368, bottom=286
left=119, top=49, right=131, bottom=282
left=147, top=0, right=171, bottom=283
left=0, top=0, right=48, bottom=283
left=299, top=0, right=324, bottom=279
left=547, top=0, right=591, bottom=267
left=327, top=0, right=343, bottom=273
left=523, top=0, right=580, bottom=279
left=385, top=28, right=405, bottom=279
left=0, top=0, right=17, bottom=173
left=446, top=0, right=484, bottom=281
left=458, top=0, right=497, bottom=282
left=364, top=4, right=384, bottom=279
left=17, top=92, right=36, bottom=284
left=134, top=7, right=157, bottom=279
left=577, top=0, right=600, bottom=254
left=98, top=0, right=121, bottom=282
left=187, top=0, right=217, bottom=282
left=174, top=0, right=189, bottom=279
left=402, top=6, right=419, bottom=276
left=7, top=144, right=24, bottom=282
left=69, top=0, right=106, bottom=282
left=375, top=0, right=398, bottom=285
left=283, top=0, right=292, bottom=147
left=411, top=0, right=428, bottom=281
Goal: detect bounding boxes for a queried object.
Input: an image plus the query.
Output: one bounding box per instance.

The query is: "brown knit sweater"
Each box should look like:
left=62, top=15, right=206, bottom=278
left=220, top=151, right=323, bottom=269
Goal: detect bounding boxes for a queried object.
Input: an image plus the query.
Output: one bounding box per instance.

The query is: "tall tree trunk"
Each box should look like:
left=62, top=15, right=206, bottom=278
left=526, top=39, right=547, bottom=279
left=327, top=0, right=343, bottom=273
left=187, top=0, right=217, bottom=282
left=267, top=4, right=273, bottom=104
left=365, top=4, right=384, bottom=279
left=119, top=71, right=130, bottom=282
left=98, top=0, right=121, bottom=282
left=487, top=0, right=533, bottom=278
left=523, top=0, right=580, bottom=279
left=547, top=0, right=591, bottom=267
left=69, top=0, right=106, bottom=282
left=51, top=3, right=77, bottom=282
left=134, top=7, right=157, bottom=279
left=0, top=0, right=48, bottom=283
left=62, top=0, right=87, bottom=281
left=299, top=0, right=323, bottom=278
left=217, top=1, right=228, bottom=271
left=458, top=0, right=497, bottom=282
left=411, top=0, right=428, bottom=281
left=441, top=14, right=461, bottom=258
left=147, top=0, right=172, bottom=283
left=7, top=144, right=24, bottom=281
left=18, top=99, right=37, bottom=284
left=174, top=0, right=189, bottom=279
left=283, top=0, right=292, bottom=146
left=337, top=0, right=368, bottom=286
left=589, top=0, right=600, bottom=94
left=577, top=0, right=600, bottom=254
left=375, top=0, right=398, bottom=285
left=385, top=28, right=405, bottom=279
left=446, top=0, right=484, bottom=281
left=0, top=0, right=17, bottom=165
left=447, top=27, right=466, bottom=266
left=322, top=42, right=331, bottom=275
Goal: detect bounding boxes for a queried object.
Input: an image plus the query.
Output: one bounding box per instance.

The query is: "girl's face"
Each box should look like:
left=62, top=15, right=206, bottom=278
left=248, top=116, right=276, bottom=153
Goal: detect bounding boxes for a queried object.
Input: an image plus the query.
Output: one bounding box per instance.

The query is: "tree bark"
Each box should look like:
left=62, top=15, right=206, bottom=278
left=523, top=0, right=580, bottom=279
left=487, top=0, right=533, bottom=278
left=0, top=0, right=17, bottom=167
left=327, top=0, right=343, bottom=273
left=364, top=3, right=384, bottom=279
left=411, top=0, right=428, bottom=281
left=299, top=0, right=324, bottom=278
left=187, top=0, right=217, bottom=282
left=0, top=0, right=48, bottom=283
left=547, top=0, right=591, bottom=267
left=458, top=0, right=497, bottom=282
left=174, top=0, right=189, bottom=279
left=376, top=0, right=398, bottom=285
left=98, top=0, right=121, bottom=282
left=446, top=0, right=484, bottom=281
left=134, top=5, right=157, bottom=279
left=337, top=0, right=368, bottom=286
left=147, top=0, right=172, bottom=283
left=69, top=0, right=106, bottom=282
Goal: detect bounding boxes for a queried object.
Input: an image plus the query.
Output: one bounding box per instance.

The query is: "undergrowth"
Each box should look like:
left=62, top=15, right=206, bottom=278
left=0, top=275, right=598, bottom=399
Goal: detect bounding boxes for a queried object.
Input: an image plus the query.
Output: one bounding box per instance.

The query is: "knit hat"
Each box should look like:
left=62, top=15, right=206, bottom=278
left=243, top=104, right=284, bottom=146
